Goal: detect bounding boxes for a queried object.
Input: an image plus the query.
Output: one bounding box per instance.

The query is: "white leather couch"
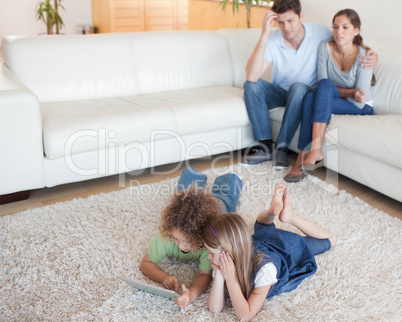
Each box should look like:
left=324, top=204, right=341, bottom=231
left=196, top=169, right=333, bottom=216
left=1, top=29, right=401, bottom=203
left=0, top=30, right=258, bottom=198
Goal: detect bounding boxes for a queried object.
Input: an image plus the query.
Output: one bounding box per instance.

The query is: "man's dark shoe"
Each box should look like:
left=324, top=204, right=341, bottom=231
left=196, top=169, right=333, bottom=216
left=240, top=146, right=273, bottom=166
left=274, top=147, right=289, bottom=170
left=244, top=144, right=264, bottom=157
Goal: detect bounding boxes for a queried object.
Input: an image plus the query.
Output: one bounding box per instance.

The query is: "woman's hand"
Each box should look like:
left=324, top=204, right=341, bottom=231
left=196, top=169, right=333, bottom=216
left=219, top=252, right=237, bottom=283
left=354, top=89, right=365, bottom=103
left=162, top=274, right=179, bottom=291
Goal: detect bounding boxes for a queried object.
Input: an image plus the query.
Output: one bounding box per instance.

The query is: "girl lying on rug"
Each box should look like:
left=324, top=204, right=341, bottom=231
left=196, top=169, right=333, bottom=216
left=140, top=167, right=243, bottom=308
left=202, top=184, right=337, bottom=321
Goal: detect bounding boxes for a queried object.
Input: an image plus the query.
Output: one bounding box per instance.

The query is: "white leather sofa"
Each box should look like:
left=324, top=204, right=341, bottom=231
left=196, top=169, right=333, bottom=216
left=0, top=30, right=256, bottom=199
left=1, top=29, right=401, bottom=203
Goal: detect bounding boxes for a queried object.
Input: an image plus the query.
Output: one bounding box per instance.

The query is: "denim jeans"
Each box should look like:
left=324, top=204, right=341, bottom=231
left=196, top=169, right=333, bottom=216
left=298, top=78, right=374, bottom=150
left=244, top=79, right=312, bottom=148
left=176, top=167, right=243, bottom=213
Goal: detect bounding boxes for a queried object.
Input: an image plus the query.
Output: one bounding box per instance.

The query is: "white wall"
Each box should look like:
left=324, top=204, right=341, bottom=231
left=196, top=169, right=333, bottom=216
left=0, top=0, right=92, bottom=38
left=301, top=0, right=401, bottom=44
left=0, top=0, right=399, bottom=43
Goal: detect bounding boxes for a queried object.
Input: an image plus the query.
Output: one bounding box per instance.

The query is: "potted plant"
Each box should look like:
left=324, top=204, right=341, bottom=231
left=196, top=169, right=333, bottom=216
left=36, top=0, right=65, bottom=34
left=220, top=0, right=273, bottom=28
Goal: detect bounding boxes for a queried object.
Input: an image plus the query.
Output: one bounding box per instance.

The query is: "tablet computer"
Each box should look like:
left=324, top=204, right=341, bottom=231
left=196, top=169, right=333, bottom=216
left=119, top=276, right=180, bottom=298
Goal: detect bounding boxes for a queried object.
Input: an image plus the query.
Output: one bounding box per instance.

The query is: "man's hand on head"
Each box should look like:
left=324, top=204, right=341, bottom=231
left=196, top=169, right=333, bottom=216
left=262, top=11, right=278, bottom=37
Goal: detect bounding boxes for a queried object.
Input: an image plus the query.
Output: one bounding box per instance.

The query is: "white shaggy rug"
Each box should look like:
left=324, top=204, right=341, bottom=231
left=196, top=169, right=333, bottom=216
left=1, top=164, right=401, bottom=321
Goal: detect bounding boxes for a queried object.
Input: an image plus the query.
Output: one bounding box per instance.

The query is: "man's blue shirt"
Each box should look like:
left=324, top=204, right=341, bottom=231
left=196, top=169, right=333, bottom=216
left=264, top=23, right=332, bottom=90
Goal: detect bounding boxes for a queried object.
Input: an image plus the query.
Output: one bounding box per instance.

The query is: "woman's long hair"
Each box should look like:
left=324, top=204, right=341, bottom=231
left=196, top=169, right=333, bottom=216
left=333, top=9, right=376, bottom=85
left=202, top=213, right=256, bottom=299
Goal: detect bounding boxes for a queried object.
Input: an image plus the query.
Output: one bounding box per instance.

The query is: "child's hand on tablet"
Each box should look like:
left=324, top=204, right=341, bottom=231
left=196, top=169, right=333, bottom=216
left=162, top=274, right=179, bottom=291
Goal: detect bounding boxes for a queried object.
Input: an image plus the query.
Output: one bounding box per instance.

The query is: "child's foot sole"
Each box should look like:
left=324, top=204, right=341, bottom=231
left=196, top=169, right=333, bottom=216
left=271, top=184, right=285, bottom=216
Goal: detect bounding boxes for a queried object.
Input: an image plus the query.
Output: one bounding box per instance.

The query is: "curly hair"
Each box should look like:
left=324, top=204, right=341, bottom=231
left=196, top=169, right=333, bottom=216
left=159, top=185, right=222, bottom=251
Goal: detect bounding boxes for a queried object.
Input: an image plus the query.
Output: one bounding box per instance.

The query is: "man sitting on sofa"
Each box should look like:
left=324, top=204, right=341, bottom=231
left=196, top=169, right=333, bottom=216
left=241, top=0, right=377, bottom=173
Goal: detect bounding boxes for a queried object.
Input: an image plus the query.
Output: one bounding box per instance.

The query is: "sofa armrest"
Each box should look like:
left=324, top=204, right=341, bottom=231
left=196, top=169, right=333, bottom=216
left=0, top=63, right=45, bottom=195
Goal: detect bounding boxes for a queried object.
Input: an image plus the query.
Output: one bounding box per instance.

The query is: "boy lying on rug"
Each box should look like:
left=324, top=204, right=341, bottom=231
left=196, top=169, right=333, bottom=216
left=140, top=167, right=243, bottom=308
left=202, top=184, right=337, bottom=321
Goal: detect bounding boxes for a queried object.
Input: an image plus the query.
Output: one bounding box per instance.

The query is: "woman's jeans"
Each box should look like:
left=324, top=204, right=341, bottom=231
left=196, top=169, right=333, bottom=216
left=176, top=167, right=243, bottom=213
left=298, top=78, right=373, bottom=150
left=244, top=79, right=311, bottom=148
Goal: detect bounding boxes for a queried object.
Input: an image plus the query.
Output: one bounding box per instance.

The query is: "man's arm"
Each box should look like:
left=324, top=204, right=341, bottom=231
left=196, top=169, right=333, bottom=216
left=245, top=11, right=276, bottom=82
left=140, top=252, right=179, bottom=291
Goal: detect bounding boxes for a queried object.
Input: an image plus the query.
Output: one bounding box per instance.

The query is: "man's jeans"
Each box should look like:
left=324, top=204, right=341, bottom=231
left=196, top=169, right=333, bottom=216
left=298, top=78, right=374, bottom=150
left=244, top=79, right=311, bottom=148
left=176, top=167, right=243, bottom=213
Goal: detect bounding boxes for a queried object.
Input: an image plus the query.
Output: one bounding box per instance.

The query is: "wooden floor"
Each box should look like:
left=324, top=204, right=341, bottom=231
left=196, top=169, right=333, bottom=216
left=1, top=151, right=401, bottom=219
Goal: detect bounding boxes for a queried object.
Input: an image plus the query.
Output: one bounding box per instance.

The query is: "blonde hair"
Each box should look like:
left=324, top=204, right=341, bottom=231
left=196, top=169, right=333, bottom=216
left=202, top=213, right=259, bottom=299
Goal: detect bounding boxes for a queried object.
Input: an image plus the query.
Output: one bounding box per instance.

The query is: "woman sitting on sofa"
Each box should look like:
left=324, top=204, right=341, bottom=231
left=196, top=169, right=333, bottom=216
left=285, top=8, right=375, bottom=182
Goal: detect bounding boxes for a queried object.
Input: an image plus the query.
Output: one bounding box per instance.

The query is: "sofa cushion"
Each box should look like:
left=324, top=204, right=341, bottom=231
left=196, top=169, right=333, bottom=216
left=326, top=114, right=402, bottom=169
left=2, top=34, right=138, bottom=102
left=365, top=40, right=402, bottom=116
left=41, top=86, right=248, bottom=159
left=2, top=31, right=234, bottom=103
left=126, top=31, right=234, bottom=95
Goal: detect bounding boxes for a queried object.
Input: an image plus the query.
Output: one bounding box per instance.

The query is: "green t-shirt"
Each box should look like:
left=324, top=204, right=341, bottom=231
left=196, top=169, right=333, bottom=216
left=147, top=234, right=212, bottom=271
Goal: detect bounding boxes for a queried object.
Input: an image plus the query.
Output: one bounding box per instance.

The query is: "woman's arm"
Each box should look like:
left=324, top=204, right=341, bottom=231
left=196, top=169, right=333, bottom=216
left=351, top=50, right=374, bottom=108
left=338, top=49, right=374, bottom=108
left=337, top=87, right=357, bottom=99
left=336, top=87, right=366, bottom=107
left=317, top=41, right=329, bottom=82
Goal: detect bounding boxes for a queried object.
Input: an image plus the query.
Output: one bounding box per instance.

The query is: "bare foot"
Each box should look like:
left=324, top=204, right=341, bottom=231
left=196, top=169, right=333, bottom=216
left=288, top=152, right=305, bottom=175
left=270, top=183, right=285, bottom=216
left=287, top=165, right=305, bottom=176
left=278, top=187, right=295, bottom=224
left=257, top=184, right=286, bottom=225
left=303, top=150, right=324, bottom=165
